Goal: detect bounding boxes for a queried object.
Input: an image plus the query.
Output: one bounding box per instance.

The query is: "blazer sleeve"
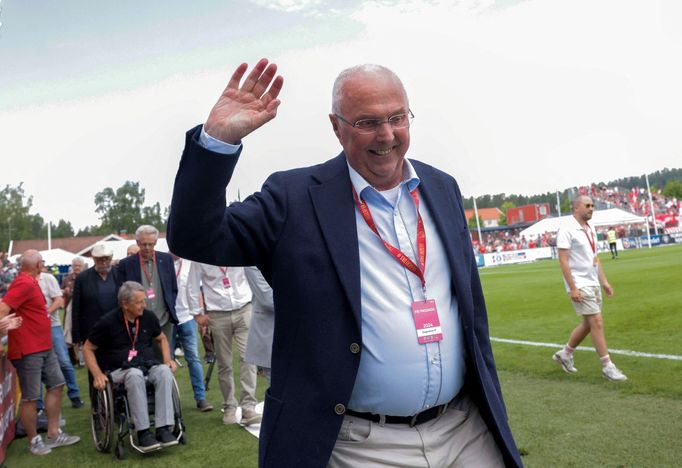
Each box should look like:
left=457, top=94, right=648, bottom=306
left=115, top=258, right=127, bottom=287
left=167, top=125, right=287, bottom=274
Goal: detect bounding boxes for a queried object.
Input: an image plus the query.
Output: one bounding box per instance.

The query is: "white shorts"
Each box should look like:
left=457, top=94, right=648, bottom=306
left=570, top=286, right=602, bottom=316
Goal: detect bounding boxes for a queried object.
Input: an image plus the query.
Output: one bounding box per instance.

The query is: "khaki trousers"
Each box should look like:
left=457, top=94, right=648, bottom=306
left=328, top=394, right=504, bottom=468
left=208, top=304, right=257, bottom=410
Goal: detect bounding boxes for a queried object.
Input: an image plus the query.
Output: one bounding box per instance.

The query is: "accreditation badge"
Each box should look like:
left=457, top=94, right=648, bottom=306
left=411, top=299, right=443, bottom=344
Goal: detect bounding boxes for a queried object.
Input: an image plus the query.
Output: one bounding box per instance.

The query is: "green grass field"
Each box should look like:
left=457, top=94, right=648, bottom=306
left=4, top=244, right=682, bottom=467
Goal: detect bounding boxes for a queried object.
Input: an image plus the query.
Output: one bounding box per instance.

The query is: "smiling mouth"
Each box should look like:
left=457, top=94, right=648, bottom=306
left=370, top=147, right=394, bottom=156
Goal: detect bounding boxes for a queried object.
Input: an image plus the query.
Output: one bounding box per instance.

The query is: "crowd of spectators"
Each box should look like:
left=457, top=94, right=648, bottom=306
left=0, top=252, right=19, bottom=298
left=472, top=230, right=556, bottom=254
left=578, top=183, right=680, bottom=228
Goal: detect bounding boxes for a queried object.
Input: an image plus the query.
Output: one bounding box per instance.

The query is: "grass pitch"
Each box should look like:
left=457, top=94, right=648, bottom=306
left=4, top=244, right=682, bottom=467
left=483, top=243, right=682, bottom=467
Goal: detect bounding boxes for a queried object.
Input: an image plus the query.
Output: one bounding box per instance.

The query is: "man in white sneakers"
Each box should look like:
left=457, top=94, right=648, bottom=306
left=552, top=196, right=627, bottom=381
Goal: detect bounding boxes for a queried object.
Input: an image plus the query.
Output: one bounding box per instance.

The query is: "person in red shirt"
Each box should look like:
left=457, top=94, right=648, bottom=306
left=0, top=250, right=80, bottom=455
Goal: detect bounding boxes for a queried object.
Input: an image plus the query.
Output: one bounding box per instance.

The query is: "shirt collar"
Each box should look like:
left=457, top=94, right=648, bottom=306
left=346, top=158, right=420, bottom=198
left=569, top=214, right=592, bottom=231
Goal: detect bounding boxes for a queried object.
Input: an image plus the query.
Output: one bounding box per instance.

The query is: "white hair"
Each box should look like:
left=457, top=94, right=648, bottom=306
left=135, top=225, right=159, bottom=240
left=118, top=281, right=145, bottom=305
left=331, top=64, right=407, bottom=114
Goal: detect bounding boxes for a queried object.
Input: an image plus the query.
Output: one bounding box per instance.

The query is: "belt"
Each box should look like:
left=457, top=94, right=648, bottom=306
left=346, top=402, right=449, bottom=427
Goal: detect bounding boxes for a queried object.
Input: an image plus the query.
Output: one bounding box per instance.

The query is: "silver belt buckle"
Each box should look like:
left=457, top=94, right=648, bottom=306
left=409, top=412, right=419, bottom=427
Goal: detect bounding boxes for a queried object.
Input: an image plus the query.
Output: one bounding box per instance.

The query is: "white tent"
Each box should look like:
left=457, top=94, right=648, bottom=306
left=520, top=208, right=646, bottom=238
left=9, top=248, right=94, bottom=267
left=102, top=238, right=169, bottom=260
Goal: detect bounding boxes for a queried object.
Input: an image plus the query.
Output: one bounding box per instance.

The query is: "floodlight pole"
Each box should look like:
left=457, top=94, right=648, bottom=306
left=644, top=172, right=658, bottom=237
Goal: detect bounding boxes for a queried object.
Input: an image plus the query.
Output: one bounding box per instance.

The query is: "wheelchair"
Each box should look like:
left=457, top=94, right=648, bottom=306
left=89, top=369, right=186, bottom=459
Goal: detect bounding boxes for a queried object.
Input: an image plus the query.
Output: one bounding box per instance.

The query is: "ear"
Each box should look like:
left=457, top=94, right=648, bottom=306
left=329, top=114, right=342, bottom=141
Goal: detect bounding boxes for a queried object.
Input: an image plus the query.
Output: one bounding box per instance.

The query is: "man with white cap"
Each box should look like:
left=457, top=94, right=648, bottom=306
left=72, top=243, right=120, bottom=351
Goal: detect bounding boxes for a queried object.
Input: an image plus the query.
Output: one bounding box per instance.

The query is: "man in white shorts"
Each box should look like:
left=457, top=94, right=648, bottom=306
left=552, top=195, right=627, bottom=381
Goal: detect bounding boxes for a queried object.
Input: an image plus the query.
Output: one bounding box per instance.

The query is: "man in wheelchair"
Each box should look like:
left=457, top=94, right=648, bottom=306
left=83, top=281, right=179, bottom=452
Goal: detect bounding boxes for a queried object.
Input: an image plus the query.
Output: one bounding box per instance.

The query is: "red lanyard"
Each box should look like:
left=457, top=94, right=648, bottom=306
left=175, top=259, right=182, bottom=278
left=140, top=253, right=156, bottom=284
left=352, top=186, right=427, bottom=288
left=124, top=317, right=140, bottom=350
left=582, top=226, right=596, bottom=254
left=219, top=267, right=228, bottom=277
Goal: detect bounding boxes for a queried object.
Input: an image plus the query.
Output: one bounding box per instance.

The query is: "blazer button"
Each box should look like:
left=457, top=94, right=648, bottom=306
left=350, top=342, right=360, bottom=354
left=334, top=404, right=346, bottom=415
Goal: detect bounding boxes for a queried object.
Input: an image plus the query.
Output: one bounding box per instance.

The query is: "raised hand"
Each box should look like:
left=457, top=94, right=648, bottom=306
left=204, top=58, right=284, bottom=144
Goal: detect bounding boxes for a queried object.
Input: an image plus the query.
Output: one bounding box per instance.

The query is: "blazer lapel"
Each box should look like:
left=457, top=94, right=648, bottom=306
left=413, top=162, right=474, bottom=316
left=309, top=155, right=362, bottom=329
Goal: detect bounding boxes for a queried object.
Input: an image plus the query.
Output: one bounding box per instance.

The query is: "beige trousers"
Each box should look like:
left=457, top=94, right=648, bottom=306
left=328, top=394, right=504, bottom=468
left=208, top=304, right=258, bottom=410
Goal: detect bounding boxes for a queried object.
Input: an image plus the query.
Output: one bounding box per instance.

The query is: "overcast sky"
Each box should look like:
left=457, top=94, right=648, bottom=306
left=2, top=0, right=681, bottom=231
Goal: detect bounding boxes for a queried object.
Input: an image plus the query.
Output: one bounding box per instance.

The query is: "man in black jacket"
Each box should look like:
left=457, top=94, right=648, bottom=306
left=71, top=243, right=119, bottom=347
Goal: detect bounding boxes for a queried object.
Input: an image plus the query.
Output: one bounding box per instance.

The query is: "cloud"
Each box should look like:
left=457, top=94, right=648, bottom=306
left=249, top=0, right=327, bottom=14
left=2, top=0, right=681, bottom=229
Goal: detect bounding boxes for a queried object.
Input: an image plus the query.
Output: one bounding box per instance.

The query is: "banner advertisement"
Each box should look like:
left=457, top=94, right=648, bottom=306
left=0, top=355, right=18, bottom=464
left=482, top=247, right=552, bottom=267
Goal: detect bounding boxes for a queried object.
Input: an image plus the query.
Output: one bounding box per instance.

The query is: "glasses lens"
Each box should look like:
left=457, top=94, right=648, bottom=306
left=353, top=112, right=412, bottom=134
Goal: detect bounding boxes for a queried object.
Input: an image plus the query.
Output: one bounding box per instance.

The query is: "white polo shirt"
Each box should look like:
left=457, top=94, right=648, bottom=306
left=556, top=215, right=599, bottom=292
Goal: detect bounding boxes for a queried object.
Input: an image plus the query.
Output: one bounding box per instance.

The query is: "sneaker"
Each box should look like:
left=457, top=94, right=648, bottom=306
left=155, top=426, right=178, bottom=447
left=222, top=408, right=237, bottom=425
left=197, top=399, right=214, bottom=412
left=71, top=397, right=85, bottom=409
left=137, top=430, right=161, bottom=452
left=553, top=350, right=578, bottom=374
left=602, top=363, right=627, bottom=381
left=241, top=407, right=262, bottom=426
left=174, top=347, right=185, bottom=357
left=44, top=430, right=80, bottom=449
left=29, top=435, right=52, bottom=455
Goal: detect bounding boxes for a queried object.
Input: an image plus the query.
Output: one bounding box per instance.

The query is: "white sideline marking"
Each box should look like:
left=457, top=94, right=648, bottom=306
left=490, top=337, right=682, bottom=361
left=242, top=337, right=681, bottom=441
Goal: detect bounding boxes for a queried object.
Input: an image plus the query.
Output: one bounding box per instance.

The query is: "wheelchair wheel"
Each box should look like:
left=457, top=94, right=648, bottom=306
left=171, top=377, right=185, bottom=437
left=90, top=382, right=115, bottom=452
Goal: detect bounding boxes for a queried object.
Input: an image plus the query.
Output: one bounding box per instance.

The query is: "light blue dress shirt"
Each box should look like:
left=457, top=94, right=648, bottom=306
left=198, top=127, right=465, bottom=416
left=346, top=163, right=465, bottom=416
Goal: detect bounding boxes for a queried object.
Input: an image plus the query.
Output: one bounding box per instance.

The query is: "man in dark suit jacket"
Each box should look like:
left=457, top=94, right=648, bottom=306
left=116, top=225, right=178, bottom=343
left=168, top=59, right=522, bottom=467
left=72, top=243, right=119, bottom=346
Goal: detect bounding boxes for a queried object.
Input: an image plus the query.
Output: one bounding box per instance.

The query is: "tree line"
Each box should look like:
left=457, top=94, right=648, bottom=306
left=3, top=168, right=681, bottom=251
left=0, top=181, right=166, bottom=251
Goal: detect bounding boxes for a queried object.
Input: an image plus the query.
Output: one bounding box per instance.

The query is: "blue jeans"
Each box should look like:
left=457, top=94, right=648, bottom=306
left=172, top=320, right=206, bottom=402
left=51, top=326, right=81, bottom=400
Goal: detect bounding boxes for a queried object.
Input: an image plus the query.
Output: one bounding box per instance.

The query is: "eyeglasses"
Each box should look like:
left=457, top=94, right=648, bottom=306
left=334, top=110, right=414, bottom=134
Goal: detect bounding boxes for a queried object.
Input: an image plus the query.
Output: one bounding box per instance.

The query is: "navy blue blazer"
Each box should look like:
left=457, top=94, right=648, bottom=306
left=71, top=266, right=119, bottom=344
left=116, top=251, right=179, bottom=325
left=168, top=126, right=522, bottom=467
